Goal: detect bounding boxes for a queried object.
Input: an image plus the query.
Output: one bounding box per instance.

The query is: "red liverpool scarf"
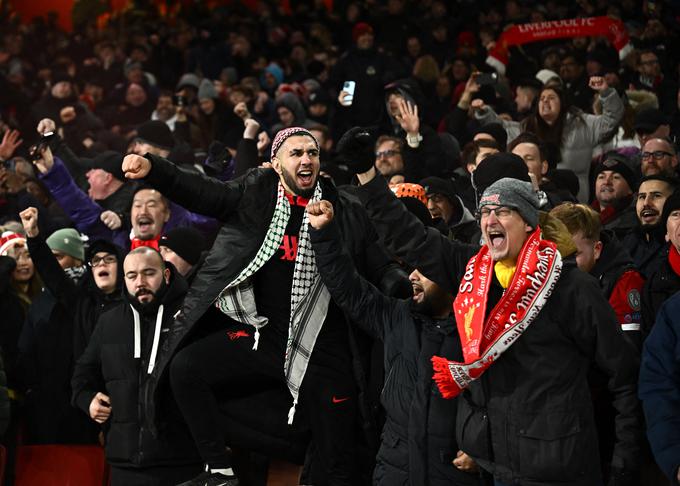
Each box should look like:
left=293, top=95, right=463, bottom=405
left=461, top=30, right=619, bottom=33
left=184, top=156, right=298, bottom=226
left=432, top=228, right=562, bottom=398
left=486, top=16, right=632, bottom=75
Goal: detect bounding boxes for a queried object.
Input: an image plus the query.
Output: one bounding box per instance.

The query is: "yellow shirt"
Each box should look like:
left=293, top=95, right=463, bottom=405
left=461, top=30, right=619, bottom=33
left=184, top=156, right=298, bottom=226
left=494, top=260, right=517, bottom=289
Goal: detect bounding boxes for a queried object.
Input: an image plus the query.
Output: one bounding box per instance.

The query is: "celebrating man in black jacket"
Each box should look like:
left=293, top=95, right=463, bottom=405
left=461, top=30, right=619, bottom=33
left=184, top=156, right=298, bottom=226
left=72, top=247, right=201, bottom=485
left=121, top=127, right=403, bottom=486
left=307, top=200, right=482, bottom=486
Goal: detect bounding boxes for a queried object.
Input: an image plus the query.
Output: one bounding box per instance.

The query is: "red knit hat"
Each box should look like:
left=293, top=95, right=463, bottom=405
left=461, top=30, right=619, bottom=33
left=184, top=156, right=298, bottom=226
left=352, top=23, right=374, bottom=43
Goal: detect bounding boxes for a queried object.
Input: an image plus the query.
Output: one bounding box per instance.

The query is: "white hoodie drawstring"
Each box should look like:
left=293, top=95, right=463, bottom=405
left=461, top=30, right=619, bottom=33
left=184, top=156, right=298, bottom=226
left=148, top=305, right=164, bottom=374
left=252, top=328, right=260, bottom=351
left=287, top=398, right=298, bottom=425
left=132, top=305, right=141, bottom=359
left=130, top=304, right=165, bottom=374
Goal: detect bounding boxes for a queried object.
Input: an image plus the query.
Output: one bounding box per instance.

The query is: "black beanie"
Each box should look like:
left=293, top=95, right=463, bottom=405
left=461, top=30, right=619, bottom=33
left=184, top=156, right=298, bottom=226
left=84, top=151, right=125, bottom=181
left=661, top=189, right=680, bottom=230
left=136, top=120, right=175, bottom=151
left=472, top=152, right=531, bottom=202
left=400, top=197, right=434, bottom=227
left=474, top=123, right=508, bottom=151
left=593, top=152, right=638, bottom=193
left=159, top=227, right=206, bottom=266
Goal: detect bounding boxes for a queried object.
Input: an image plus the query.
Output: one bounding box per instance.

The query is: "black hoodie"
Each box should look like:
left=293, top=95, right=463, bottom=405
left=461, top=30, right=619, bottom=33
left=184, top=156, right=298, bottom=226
left=71, top=265, right=199, bottom=467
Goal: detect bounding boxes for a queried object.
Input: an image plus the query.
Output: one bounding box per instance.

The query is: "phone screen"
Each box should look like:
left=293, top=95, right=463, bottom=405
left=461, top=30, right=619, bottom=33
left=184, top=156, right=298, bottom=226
left=342, top=81, right=356, bottom=106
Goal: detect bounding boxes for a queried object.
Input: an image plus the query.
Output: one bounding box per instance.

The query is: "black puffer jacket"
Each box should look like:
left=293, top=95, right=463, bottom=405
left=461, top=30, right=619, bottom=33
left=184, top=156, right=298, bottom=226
left=621, top=224, right=666, bottom=279
left=19, top=237, right=124, bottom=444
left=311, top=221, right=482, bottom=486
left=641, top=243, right=680, bottom=335
left=140, top=154, right=406, bottom=436
left=357, top=176, right=643, bottom=485
left=71, top=269, right=199, bottom=468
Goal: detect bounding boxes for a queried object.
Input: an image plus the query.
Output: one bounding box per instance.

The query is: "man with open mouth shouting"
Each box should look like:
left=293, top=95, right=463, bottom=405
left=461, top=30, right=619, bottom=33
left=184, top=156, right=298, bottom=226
left=345, top=126, right=643, bottom=486
left=307, top=200, right=483, bottom=486
left=121, top=127, right=403, bottom=486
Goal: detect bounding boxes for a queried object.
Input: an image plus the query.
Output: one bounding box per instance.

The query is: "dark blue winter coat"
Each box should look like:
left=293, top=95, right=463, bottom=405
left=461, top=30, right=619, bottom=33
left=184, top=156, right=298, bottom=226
left=639, top=291, right=680, bottom=482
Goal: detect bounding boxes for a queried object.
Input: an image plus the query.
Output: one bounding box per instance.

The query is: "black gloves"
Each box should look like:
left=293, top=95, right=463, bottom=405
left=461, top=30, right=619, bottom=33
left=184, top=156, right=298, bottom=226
left=335, top=126, right=377, bottom=174
left=205, top=141, right=230, bottom=174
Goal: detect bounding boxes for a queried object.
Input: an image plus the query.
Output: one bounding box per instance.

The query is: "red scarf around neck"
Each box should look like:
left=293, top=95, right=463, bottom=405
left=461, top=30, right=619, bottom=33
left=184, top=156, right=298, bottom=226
left=432, top=228, right=562, bottom=398
left=669, top=245, right=680, bottom=277
left=131, top=235, right=160, bottom=250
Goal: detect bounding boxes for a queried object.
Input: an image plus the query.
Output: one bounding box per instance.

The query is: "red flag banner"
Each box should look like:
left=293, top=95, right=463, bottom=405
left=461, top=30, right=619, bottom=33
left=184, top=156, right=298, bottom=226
left=486, top=16, right=632, bottom=75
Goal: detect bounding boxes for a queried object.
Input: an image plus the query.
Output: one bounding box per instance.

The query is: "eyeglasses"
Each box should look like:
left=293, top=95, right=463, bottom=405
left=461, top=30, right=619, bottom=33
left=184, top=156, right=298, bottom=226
left=641, top=151, right=673, bottom=161
left=90, top=255, right=117, bottom=267
left=375, top=150, right=400, bottom=158
left=476, top=206, right=514, bottom=220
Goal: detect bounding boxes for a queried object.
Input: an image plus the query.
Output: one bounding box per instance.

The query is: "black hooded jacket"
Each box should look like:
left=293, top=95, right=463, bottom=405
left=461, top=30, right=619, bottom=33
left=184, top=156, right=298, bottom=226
left=19, top=237, right=124, bottom=444
left=311, top=221, right=481, bottom=486
left=71, top=267, right=199, bottom=468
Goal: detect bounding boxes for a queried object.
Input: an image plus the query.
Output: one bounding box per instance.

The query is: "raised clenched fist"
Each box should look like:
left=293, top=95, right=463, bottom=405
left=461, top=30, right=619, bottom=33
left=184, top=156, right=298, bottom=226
left=100, top=210, right=122, bottom=230
left=122, top=154, right=151, bottom=179
left=37, top=118, right=56, bottom=135
left=588, top=76, right=609, bottom=93
left=306, top=200, right=334, bottom=230
left=470, top=98, right=486, bottom=111
left=19, top=207, right=39, bottom=238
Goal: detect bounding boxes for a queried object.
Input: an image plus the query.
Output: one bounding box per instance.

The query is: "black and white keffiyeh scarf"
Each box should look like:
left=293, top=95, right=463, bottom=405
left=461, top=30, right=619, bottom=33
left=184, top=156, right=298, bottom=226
left=65, top=265, right=87, bottom=284
left=215, top=181, right=331, bottom=423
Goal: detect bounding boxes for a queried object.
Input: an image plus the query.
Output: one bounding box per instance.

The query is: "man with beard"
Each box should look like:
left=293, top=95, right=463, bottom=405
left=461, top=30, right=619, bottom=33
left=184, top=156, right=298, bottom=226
left=419, top=176, right=480, bottom=244
left=622, top=175, right=677, bottom=278
left=72, top=247, right=201, bottom=485
left=307, top=200, right=483, bottom=486
left=640, top=137, right=678, bottom=178
left=121, top=126, right=400, bottom=486
left=641, top=191, right=680, bottom=334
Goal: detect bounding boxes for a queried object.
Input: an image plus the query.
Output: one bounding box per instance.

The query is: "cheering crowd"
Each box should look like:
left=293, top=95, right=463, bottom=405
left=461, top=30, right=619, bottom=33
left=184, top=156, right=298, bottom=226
left=2, top=0, right=680, bottom=485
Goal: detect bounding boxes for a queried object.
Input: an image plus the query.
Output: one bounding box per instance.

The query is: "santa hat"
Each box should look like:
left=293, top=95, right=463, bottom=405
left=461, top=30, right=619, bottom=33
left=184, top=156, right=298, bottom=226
left=0, top=231, right=26, bottom=256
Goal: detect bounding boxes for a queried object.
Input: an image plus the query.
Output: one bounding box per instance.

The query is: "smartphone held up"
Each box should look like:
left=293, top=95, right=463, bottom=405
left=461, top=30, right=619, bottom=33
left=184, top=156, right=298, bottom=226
left=340, top=81, right=356, bottom=106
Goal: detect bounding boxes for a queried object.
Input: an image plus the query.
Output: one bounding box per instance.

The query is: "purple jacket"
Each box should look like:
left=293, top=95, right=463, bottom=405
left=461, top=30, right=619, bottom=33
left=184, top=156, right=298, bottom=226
left=39, top=157, right=218, bottom=249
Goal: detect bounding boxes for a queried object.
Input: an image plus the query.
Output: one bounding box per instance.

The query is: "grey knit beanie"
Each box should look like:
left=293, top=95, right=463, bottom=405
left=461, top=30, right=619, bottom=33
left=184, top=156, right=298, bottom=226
left=198, top=79, right=218, bottom=100
left=479, top=178, right=540, bottom=228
